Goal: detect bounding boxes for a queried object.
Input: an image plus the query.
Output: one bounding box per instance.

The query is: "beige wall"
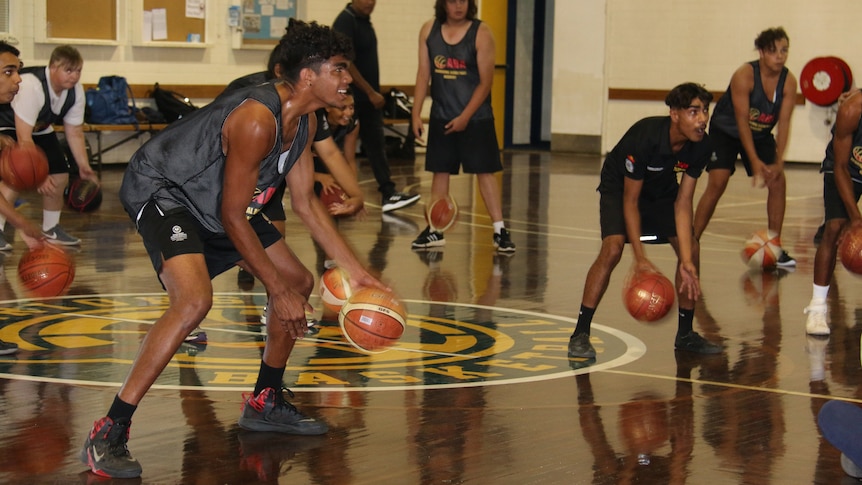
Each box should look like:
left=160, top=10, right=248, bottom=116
left=14, top=1, right=430, bottom=88
left=561, top=0, right=860, bottom=162
left=11, top=1, right=856, bottom=163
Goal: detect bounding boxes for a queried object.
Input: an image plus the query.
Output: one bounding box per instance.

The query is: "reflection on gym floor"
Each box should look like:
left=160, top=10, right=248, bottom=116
left=0, top=150, right=857, bottom=484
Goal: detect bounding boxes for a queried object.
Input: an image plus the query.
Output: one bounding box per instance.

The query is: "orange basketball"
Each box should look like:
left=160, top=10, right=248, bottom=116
left=319, top=267, right=352, bottom=315
left=65, top=178, right=102, bottom=212
left=0, top=143, right=49, bottom=191
left=320, top=186, right=347, bottom=209
left=425, top=194, right=458, bottom=232
left=839, top=224, right=862, bottom=274
left=17, top=246, right=75, bottom=298
left=619, top=394, right=669, bottom=456
left=622, top=270, right=675, bottom=322
left=741, top=229, right=781, bottom=270
left=338, top=287, right=407, bottom=353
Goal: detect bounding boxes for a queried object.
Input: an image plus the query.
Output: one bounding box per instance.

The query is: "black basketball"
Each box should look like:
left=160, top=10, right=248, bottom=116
left=65, top=178, right=102, bottom=212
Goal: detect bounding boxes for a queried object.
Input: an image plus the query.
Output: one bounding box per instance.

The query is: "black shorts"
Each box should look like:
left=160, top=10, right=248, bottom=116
left=599, top=191, right=676, bottom=241
left=707, top=128, right=776, bottom=176
left=260, top=180, right=287, bottom=222
left=823, top=172, right=862, bottom=221
left=7, top=131, right=70, bottom=175
left=136, top=201, right=282, bottom=280
left=425, top=118, right=502, bottom=174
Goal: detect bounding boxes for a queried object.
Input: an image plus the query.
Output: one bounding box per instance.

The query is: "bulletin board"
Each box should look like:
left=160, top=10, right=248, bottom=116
left=45, top=0, right=117, bottom=41
left=143, top=0, right=207, bottom=43
left=240, top=0, right=298, bottom=46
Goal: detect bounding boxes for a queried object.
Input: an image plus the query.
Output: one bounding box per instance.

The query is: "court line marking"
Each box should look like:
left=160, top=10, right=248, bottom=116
left=1, top=294, right=852, bottom=403
left=603, top=368, right=862, bottom=404
left=0, top=293, right=646, bottom=392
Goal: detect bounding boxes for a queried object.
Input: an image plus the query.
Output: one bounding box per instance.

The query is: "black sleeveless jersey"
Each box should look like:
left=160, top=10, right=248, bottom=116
left=426, top=19, right=493, bottom=122
left=120, top=83, right=308, bottom=233
left=710, top=60, right=788, bottom=139
left=822, top=116, right=862, bottom=182
left=0, top=66, right=76, bottom=131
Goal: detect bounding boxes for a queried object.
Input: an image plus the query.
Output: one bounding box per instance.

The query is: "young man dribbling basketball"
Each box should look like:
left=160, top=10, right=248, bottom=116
left=567, top=83, right=723, bottom=362
left=0, top=45, right=99, bottom=248
left=410, top=0, right=515, bottom=253
left=803, top=88, right=862, bottom=336
left=80, top=20, right=388, bottom=479
left=0, top=41, right=47, bottom=356
left=693, top=27, right=797, bottom=267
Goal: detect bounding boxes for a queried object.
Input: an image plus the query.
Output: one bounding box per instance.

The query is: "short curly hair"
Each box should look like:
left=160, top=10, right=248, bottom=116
left=754, top=27, right=788, bottom=52
left=274, top=19, right=354, bottom=84
left=665, top=83, right=713, bottom=110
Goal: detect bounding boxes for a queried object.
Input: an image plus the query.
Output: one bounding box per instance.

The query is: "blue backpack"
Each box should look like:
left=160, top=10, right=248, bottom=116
left=85, top=76, right=138, bottom=124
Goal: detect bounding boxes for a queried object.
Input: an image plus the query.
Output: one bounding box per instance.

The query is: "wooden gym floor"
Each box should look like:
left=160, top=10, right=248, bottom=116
left=0, top=149, right=858, bottom=484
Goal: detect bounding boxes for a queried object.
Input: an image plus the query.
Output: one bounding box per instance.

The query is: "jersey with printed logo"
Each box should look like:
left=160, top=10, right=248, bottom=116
left=710, top=60, right=788, bottom=139
left=598, top=116, right=710, bottom=200
left=821, top=116, right=862, bottom=182
left=119, top=83, right=308, bottom=234
left=426, top=19, right=493, bottom=122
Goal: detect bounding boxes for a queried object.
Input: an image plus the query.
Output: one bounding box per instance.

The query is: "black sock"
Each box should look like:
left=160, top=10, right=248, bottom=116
left=677, top=307, right=694, bottom=337
left=107, top=395, right=137, bottom=422
left=254, top=361, right=286, bottom=396
left=573, top=305, right=595, bottom=336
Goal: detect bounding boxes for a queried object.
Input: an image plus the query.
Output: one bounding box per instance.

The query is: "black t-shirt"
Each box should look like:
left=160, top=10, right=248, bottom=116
left=333, top=4, right=379, bottom=106
left=598, top=116, right=710, bottom=200
left=312, top=109, right=358, bottom=174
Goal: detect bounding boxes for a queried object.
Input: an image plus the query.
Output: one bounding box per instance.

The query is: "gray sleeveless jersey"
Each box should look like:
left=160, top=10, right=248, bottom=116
left=427, top=19, right=492, bottom=122
left=710, top=60, right=788, bottom=139
left=119, top=84, right=308, bottom=233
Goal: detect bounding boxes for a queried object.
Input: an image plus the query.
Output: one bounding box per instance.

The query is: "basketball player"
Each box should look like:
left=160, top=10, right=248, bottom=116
left=0, top=45, right=99, bottom=249
left=567, top=83, right=723, bottom=361
left=0, top=41, right=47, bottom=356
left=79, top=21, right=387, bottom=479
left=803, top=88, right=862, bottom=336
left=410, top=0, right=515, bottom=253
left=693, top=27, right=797, bottom=268
left=226, top=44, right=365, bottom=291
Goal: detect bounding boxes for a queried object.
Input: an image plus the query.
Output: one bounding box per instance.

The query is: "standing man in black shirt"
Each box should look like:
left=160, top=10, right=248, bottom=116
left=333, top=0, right=421, bottom=213
left=567, top=83, right=723, bottom=362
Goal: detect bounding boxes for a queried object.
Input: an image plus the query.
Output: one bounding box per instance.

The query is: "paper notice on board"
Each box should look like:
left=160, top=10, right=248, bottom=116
left=186, top=0, right=205, bottom=19
left=142, top=11, right=153, bottom=42
left=152, top=8, right=168, bottom=40
left=270, top=16, right=287, bottom=39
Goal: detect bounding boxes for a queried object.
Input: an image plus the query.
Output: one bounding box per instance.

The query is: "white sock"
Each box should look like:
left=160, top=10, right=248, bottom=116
left=812, top=284, right=829, bottom=303
left=43, top=210, right=61, bottom=232
left=493, top=221, right=505, bottom=234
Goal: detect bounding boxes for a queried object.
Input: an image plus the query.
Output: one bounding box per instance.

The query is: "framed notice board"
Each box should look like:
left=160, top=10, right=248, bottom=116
left=240, top=0, right=298, bottom=46
left=41, top=0, right=118, bottom=43
left=143, top=0, right=207, bottom=43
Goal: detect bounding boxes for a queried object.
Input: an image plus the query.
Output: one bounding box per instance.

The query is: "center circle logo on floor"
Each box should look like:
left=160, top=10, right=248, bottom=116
left=0, top=293, right=645, bottom=391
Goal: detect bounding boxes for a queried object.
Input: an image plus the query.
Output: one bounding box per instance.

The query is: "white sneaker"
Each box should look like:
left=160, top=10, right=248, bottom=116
left=804, top=301, right=830, bottom=336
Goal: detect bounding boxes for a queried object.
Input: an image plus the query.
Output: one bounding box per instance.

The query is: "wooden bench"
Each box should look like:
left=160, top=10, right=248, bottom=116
left=63, top=83, right=424, bottom=170
left=54, top=122, right=168, bottom=174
